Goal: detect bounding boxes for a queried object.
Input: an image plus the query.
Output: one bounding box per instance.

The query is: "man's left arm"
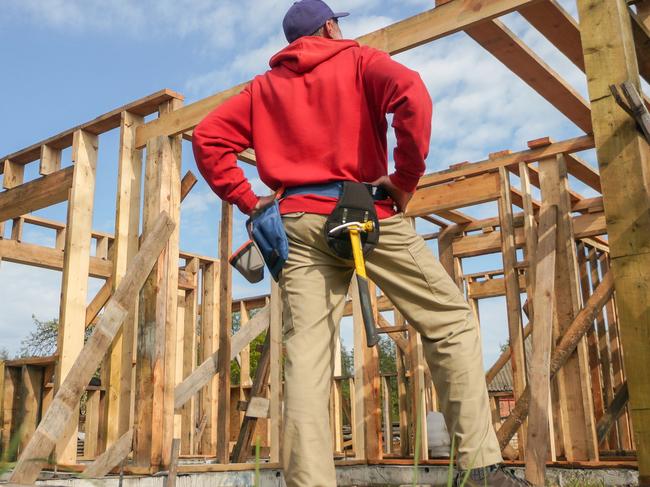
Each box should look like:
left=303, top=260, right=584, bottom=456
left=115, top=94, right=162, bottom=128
left=192, top=86, right=260, bottom=215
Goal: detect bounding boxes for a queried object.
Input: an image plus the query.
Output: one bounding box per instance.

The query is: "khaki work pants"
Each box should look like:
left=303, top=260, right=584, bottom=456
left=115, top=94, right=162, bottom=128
left=279, top=212, right=502, bottom=487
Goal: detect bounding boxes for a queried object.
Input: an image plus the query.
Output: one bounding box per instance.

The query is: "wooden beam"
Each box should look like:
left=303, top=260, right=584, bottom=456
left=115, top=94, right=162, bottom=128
left=0, top=89, right=183, bottom=167
left=134, top=0, right=540, bottom=147
left=525, top=205, right=557, bottom=485
left=405, top=172, right=500, bottom=217
left=198, top=262, right=218, bottom=456
left=518, top=0, right=584, bottom=68
left=55, top=130, right=98, bottom=465
left=0, top=166, right=73, bottom=222
left=465, top=19, right=592, bottom=133
left=83, top=430, right=133, bottom=478
left=39, top=144, right=62, bottom=176
left=596, top=382, right=629, bottom=445
left=418, top=135, right=594, bottom=187
left=631, top=9, right=650, bottom=84
left=578, top=0, right=650, bottom=480
left=8, top=212, right=175, bottom=485
left=181, top=259, right=198, bottom=455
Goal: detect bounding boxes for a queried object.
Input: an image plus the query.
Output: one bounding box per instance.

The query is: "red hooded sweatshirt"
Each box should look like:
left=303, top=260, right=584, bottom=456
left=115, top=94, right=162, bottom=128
left=193, top=36, right=432, bottom=219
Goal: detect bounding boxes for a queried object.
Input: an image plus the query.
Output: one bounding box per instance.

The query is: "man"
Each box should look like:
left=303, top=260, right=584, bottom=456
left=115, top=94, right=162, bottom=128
left=193, top=1, right=529, bottom=485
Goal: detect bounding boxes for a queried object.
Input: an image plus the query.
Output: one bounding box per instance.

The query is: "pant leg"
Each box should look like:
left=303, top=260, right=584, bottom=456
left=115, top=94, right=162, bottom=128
left=365, top=213, right=503, bottom=469
left=280, top=212, right=354, bottom=487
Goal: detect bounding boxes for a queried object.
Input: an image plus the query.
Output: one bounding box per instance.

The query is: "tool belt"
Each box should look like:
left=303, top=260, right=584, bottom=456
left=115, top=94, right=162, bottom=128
left=283, top=181, right=386, bottom=260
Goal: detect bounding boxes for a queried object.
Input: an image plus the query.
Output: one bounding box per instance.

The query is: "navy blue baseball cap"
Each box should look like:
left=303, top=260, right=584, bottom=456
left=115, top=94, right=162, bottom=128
left=282, top=0, right=349, bottom=43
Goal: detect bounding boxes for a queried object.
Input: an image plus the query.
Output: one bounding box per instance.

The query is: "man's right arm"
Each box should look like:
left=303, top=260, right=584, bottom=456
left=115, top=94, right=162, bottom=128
left=192, top=87, right=260, bottom=215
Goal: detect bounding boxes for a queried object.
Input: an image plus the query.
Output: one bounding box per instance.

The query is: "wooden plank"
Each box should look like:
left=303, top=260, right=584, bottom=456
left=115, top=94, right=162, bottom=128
left=497, top=272, right=615, bottom=450
left=405, top=172, right=500, bottom=217
left=269, top=281, right=282, bottom=463
left=19, top=366, right=44, bottom=453
left=498, top=167, right=527, bottom=454
left=102, top=109, right=144, bottom=450
left=0, top=166, right=73, bottom=222
left=180, top=171, right=198, bottom=201
left=418, top=135, right=594, bottom=188
left=55, top=130, right=98, bottom=465
left=167, top=438, right=181, bottom=487
left=0, top=89, right=182, bottom=167
left=9, top=212, right=175, bottom=485
left=525, top=205, right=557, bottom=486
left=216, top=203, right=232, bottom=464
left=2, top=160, right=24, bottom=189
left=465, top=19, right=592, bottom=133
left=518, top=0, right=584, bottom=70
left=134, top=0, right=540, bottom=147
left=83, top=429, right=133, bottom=478
left=381, top=376, right=392, bottom=454
left=173, top=305, right=270, bottom=411
left=538, top=154, right=598, bottom=462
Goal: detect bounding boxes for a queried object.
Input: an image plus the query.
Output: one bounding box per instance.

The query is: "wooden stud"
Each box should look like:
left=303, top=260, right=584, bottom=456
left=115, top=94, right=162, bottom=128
left=577, top=244, right=607, bottom=450
left=525, top=205, right=557, bottom=485
left=181, top=258, right=198, bottom=455
left=134, top=99, right=183, bottom=468
left=2, top=160, right=24, bottom=190
left=39, top=145, right=62, bottom=176
left=382, top=376, right=392, bottom=454
left=497, top=166, right=527, bottom=452
left=55, top=129, right=98, bottom=465
left=269, top=280, right=282, bottom=463
left=9, top=212, right=175, bottom=484
left=538, top=154, right=598, bottom=461
left=408, top=322, right=428, bottom=462
left=199, top=262, right=219, bottom=456
left=578, top=2, right=650, bottom=478
left=216, top=203, right=233, bottom=464
left=519, top=162, right=538, bottom=322
left=394, top=310, right=410, bottom=458
left=588, top=248, right=616, bottom=446
left=19, top=365, right=44, bottom=453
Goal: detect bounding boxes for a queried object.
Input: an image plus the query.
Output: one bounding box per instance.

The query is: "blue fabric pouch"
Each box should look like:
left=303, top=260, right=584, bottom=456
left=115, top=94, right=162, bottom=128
left=246, top=201, right=289, bottom=282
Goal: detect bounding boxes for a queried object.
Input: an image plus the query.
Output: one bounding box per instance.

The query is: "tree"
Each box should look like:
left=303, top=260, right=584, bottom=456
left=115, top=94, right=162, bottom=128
left=0, top=347, right=9, bottom=360
left=19, top=316, right=58, bottom=357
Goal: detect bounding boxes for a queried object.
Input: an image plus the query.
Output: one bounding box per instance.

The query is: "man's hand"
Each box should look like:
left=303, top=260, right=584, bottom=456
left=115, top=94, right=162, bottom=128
left=369, top=175, right=413, bottom=212
left=249, top=193, right=278, bottom=216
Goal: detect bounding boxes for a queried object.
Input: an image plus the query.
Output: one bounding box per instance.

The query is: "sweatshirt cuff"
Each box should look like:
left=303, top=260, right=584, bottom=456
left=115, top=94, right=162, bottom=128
left=389, top=172, right=419, bottom=194
left=236, top=191, right=259, bottom=215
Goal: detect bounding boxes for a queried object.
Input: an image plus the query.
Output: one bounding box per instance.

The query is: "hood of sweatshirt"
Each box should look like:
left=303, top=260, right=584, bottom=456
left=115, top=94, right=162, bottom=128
left=269, top=36, right=359, bottom=73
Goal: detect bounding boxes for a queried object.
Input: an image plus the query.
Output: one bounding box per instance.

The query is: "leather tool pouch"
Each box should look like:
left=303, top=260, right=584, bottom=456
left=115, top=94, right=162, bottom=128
left=324, top=181, right=380, bottom=259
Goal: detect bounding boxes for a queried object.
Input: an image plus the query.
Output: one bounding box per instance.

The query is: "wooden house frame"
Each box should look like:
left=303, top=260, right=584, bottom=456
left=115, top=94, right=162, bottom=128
left=0, top=0, right=649, bottom=485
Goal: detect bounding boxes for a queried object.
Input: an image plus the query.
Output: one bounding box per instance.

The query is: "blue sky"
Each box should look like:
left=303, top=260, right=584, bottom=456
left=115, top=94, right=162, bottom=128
left=0, top=0, right=605, bottom=368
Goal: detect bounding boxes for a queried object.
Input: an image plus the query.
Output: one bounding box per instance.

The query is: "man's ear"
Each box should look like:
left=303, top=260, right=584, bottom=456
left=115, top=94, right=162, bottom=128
left=324, top=19, right=335, bottom=39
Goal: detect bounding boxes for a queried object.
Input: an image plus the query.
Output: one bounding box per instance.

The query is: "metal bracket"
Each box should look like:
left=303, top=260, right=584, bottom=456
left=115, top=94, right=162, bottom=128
left=610, top=81, right=650, bottom=143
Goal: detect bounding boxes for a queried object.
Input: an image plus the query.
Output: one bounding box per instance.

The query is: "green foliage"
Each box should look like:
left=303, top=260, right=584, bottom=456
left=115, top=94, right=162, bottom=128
left=19, top=315, right=59, bottom=357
